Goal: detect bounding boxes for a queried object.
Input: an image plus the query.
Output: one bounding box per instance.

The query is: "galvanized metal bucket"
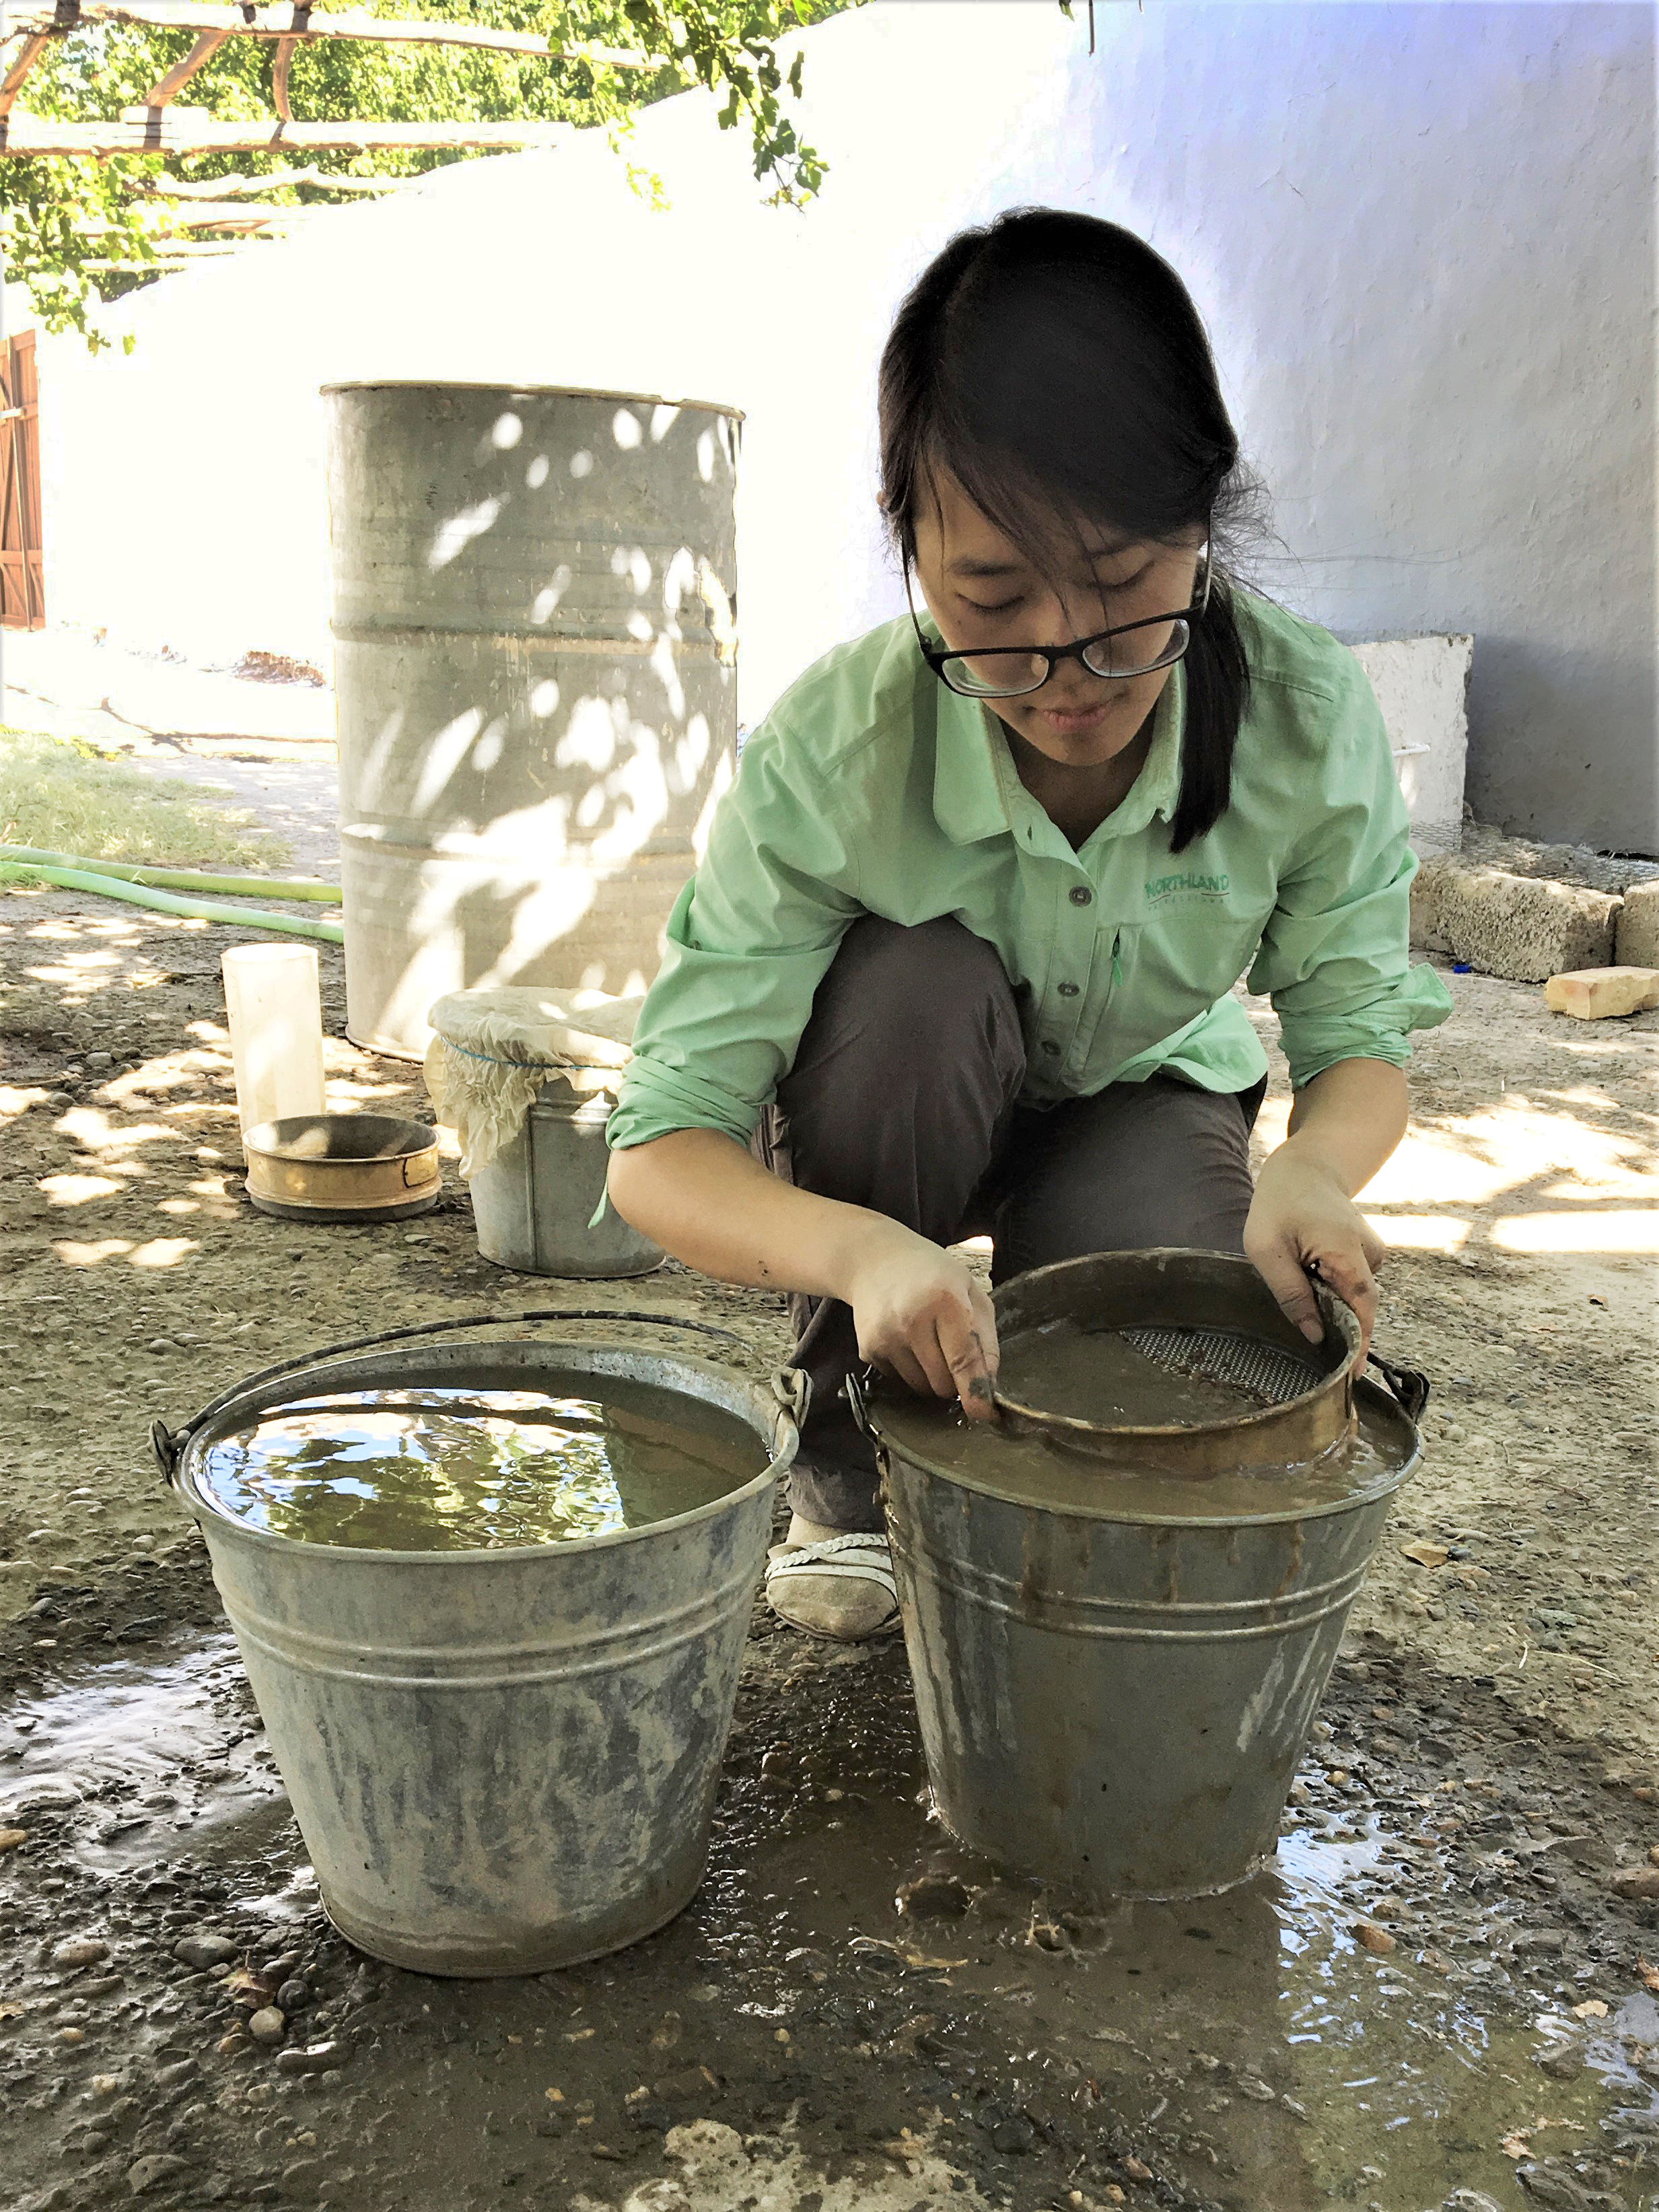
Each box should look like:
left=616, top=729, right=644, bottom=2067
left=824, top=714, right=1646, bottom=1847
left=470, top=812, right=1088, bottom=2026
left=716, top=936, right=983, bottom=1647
left=469, top=1078, right=662, bottom=1280
left=853, top=1251, right=1424, bottom=1901
left=153, top=1312, right=800, bottom=1975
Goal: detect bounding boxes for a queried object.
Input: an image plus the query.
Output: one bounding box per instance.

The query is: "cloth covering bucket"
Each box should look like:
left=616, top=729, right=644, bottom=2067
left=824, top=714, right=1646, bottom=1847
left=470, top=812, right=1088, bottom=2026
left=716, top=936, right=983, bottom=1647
left=153, top=1314, right=801, bottom=1975
left=852, top=1251, right=1424, bottom=1901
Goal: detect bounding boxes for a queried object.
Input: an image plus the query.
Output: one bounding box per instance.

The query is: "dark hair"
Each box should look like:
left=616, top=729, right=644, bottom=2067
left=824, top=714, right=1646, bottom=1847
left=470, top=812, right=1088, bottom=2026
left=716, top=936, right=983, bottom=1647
left=878, top=207, right=1273, bottom=852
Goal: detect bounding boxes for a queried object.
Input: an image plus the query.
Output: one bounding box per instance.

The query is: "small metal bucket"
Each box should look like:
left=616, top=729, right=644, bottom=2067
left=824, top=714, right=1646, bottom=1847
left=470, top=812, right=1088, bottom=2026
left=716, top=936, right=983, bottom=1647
left=853, top=1251, right=1424, bottom=1901
left=469, top=1077, right=662, bottom=1279
left=154, top=1312, right=801, bottom=1975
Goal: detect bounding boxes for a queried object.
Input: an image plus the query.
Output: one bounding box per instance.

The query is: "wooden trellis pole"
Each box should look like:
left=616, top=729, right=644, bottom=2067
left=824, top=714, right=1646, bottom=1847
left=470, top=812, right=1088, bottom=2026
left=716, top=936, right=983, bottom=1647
left=0, top=111, right=573, bottom=151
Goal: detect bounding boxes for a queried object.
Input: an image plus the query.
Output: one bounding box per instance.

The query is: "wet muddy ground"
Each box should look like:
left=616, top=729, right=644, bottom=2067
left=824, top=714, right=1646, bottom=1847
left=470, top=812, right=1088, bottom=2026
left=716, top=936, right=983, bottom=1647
left=1, top=840, right=1657, bottom=2212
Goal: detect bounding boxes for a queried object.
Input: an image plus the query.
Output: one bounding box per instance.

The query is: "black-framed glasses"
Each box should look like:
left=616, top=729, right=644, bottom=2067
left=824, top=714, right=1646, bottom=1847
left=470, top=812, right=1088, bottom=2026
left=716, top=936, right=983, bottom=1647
left=909, top=539, right=1213, bottom=699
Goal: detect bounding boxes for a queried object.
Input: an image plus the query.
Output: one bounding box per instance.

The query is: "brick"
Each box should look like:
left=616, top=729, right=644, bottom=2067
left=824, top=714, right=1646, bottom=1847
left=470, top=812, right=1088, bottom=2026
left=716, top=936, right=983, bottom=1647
left=1411, top=856, right=1620, bottom=983
left=1544, top=967, right=1659, bottom=1021
left=1617, top=880, right=1659, bottom=969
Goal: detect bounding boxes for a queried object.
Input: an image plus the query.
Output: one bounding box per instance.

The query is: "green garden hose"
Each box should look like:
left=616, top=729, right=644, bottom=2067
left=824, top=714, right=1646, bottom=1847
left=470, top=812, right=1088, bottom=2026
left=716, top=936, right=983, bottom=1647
left=0, top=859, right=345, bottom=944
left=0, top=845, right=341, bottom=902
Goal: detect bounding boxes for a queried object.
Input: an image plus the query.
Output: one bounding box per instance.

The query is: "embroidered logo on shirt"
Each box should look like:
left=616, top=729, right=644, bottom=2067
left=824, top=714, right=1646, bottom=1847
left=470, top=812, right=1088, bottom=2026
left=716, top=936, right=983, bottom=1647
left=1144, top=870, right=1231, bottom=905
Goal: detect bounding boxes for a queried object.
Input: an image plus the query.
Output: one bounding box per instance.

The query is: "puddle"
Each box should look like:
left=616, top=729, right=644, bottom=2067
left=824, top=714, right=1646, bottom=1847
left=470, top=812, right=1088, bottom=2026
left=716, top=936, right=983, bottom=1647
left=1, top=1618, right=1655, bottom=2211
left=0, top=1630, right=288, bottom=1867
left=705, top=1647, right=1659, bottom=2210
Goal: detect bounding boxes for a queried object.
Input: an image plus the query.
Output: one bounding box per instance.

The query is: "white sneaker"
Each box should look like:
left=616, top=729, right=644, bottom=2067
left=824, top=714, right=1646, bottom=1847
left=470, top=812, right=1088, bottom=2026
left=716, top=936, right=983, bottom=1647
left=764, top=1513, right=900, bottom=1642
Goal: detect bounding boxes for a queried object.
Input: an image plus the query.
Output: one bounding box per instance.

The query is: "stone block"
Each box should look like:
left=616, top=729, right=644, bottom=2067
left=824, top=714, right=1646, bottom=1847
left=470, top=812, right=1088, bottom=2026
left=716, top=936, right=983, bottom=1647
left=1349, top=633, right=1473, bottom=857
left=1410, top=855, right=1621, bottom=983
left=1544, top=967, right=1659, bottom=1020
left=1616, top=879, right=1659, bottom=969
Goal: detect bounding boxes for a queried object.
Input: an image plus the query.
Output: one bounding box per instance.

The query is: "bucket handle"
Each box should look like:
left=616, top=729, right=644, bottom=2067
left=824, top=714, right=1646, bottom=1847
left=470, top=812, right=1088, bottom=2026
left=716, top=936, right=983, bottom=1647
left=150, top=1307, right=796, bottom=1488
left=1366, top=1351, right=1429, bottom=1423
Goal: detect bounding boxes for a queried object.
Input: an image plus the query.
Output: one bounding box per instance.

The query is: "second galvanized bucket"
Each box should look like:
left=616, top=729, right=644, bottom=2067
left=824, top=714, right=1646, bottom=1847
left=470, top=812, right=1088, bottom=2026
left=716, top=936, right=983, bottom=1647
left=154, top=1313, right=798, bottom=1975
left=855, top=1251, right=1423, bottom=1901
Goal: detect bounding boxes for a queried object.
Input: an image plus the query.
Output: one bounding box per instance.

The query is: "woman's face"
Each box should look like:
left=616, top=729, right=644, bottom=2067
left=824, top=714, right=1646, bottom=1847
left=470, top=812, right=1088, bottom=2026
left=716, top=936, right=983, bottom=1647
left=911, top=469, right=1205, bottom=771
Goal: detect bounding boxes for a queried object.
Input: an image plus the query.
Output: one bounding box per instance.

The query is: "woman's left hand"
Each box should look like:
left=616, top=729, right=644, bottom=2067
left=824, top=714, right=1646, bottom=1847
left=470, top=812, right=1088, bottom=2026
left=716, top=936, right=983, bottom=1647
left=1244, top=1144, right=1387, bottom=1362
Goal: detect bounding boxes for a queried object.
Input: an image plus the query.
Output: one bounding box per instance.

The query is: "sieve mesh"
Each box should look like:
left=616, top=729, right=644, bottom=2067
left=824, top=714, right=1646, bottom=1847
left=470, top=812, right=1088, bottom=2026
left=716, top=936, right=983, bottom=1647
left=1119, top=1326, right=1325, bottom=1410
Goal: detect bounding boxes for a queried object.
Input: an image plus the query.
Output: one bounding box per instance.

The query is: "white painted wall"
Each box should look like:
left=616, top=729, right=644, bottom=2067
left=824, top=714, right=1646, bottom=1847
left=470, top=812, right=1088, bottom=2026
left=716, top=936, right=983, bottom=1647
left=35, top=0, right=1657, bottom=850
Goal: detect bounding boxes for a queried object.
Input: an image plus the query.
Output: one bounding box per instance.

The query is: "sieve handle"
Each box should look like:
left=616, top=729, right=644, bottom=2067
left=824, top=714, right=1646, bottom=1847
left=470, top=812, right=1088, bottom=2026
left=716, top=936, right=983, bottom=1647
left=149, top=1307, right=771, bottom=1488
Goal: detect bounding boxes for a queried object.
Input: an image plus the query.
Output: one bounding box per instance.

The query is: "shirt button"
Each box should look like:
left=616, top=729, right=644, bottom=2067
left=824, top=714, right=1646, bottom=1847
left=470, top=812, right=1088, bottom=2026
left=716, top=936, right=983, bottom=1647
left=1068, top=885, right=1093, bottom=907
left=1057, top=981, right=1080, bottom=998
left=1040, top=1039, right=1061, bottom=1056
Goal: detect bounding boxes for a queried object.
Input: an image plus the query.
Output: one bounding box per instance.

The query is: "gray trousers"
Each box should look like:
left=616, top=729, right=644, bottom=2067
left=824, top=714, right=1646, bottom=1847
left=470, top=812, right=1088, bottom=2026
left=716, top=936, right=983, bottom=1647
left=754, top=915, right=1266, bottom=1532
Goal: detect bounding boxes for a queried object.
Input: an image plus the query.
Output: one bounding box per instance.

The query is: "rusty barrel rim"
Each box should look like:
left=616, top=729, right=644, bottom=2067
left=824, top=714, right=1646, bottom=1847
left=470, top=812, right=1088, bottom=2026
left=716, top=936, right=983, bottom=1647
left=172, top=1338, right=793, bottom=1566
left=321, top=380, right=745, bottom=420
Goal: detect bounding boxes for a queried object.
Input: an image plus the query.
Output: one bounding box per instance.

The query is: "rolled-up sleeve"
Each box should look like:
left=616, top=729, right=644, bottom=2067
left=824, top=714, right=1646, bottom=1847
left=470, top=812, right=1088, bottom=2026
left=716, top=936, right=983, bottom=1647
left=606, top=720, right=866, bottom=1151
left=1246, top=660, right=1454, bottom=1090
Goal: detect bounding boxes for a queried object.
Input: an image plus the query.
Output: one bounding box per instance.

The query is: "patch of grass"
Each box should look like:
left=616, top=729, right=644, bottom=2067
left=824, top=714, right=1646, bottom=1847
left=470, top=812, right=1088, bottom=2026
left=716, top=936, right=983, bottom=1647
left=0, top=728, right=291, bottom=871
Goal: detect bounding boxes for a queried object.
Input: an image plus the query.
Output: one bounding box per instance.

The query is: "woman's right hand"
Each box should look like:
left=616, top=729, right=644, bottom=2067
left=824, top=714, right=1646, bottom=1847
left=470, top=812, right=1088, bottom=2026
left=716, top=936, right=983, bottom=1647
left=840, top=1222, right=1000, bottom=1419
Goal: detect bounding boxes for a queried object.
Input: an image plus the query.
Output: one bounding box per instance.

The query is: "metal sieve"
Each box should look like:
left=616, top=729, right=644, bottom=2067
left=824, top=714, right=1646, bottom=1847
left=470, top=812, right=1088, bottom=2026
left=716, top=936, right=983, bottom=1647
left=989, top=1249, right=1372, bottom=1474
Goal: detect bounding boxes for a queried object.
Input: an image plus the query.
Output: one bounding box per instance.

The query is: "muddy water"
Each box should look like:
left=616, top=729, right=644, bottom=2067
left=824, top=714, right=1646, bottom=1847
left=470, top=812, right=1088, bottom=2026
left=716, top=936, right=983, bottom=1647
left=195, top=1375, right=767, bottom=1550
left=997, top=1321, right=1303, bottom=1426
left=875, top=1380, right=1405, bottom=1521
left=0, top=1632, right=286, bottom=1862
left=729, top=1643, right=1659, bottom=2211
left=3, top=1616, right=1658, bottom=2210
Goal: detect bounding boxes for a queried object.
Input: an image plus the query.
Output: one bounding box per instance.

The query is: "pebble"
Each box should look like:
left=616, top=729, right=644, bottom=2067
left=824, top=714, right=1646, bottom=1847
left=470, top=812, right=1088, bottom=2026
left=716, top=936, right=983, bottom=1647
left=275, top=2041, right=343, bottom=2077
left=127, top=2153, right=191, bottom=2196
left=248, top=2008, right=286, bottom=2046
left=1443, top=2193, right=1506, bottom=2212
left=1352, top=1921, right=1398, bottom=1954
left=52, top=1938, right=110, bottom=1970
left=1533, top=2034, right=1586, bottom=2079
left=174, top=1933, right=239, bottom=1971
left=146, top=1339, right=180, bottom=1356
left=275, top=1978, right=312, bottom=2011
left=0, top=1828, right=27, bottom=1851
left=1609, top=1865, right=1659, bottom=1901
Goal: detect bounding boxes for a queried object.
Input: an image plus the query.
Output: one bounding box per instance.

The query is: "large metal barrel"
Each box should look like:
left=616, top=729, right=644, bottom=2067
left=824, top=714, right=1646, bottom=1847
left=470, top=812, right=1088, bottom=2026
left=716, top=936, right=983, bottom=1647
left=157, top=1323, right=797, bottom=1975
left=323, top=383, right=741, bottom=1060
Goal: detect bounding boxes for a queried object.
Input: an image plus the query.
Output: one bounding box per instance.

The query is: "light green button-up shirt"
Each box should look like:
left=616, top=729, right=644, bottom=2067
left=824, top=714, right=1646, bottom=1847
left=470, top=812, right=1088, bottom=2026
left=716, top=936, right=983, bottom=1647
left=607, top=588, right=1453, bottom=1154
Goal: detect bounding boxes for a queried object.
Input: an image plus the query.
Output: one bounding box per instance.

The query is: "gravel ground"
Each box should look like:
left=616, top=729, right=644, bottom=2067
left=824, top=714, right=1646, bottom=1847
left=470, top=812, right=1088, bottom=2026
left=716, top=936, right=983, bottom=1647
left=1, top=862, right=1656, bottom=2212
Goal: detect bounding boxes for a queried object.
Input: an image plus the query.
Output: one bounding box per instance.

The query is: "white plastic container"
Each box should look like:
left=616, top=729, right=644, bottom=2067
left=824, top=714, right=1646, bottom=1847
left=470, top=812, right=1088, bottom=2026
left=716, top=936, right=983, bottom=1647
left=221, top=944, right=327, bottom=1135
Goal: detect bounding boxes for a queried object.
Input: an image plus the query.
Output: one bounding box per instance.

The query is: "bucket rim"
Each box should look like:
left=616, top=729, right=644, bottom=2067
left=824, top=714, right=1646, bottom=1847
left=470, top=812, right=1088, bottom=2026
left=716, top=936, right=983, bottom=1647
left=868, top=1373, right=1418, bottom=1529
left=172, top=1338, right=791, bottom=1564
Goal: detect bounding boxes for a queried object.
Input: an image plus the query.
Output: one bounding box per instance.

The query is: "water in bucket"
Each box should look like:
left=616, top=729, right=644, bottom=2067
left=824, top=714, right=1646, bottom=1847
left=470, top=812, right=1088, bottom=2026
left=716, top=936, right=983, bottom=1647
left=197, top=1371, right=769, bottom=1551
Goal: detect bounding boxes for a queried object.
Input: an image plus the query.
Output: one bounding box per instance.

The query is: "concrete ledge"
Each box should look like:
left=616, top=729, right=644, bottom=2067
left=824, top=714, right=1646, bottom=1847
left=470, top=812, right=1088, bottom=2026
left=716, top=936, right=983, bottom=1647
left=1347, top=633, right=1472, bottom=858
left=1411, top=854, right=1621, bottom=983
left=1616, top=880, right=1659, bottom=969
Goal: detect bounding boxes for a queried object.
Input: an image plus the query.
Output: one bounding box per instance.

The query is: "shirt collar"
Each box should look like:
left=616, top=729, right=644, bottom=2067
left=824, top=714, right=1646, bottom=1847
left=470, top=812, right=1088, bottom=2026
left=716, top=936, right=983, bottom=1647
left=929, top=646, right=1188, bottom=848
